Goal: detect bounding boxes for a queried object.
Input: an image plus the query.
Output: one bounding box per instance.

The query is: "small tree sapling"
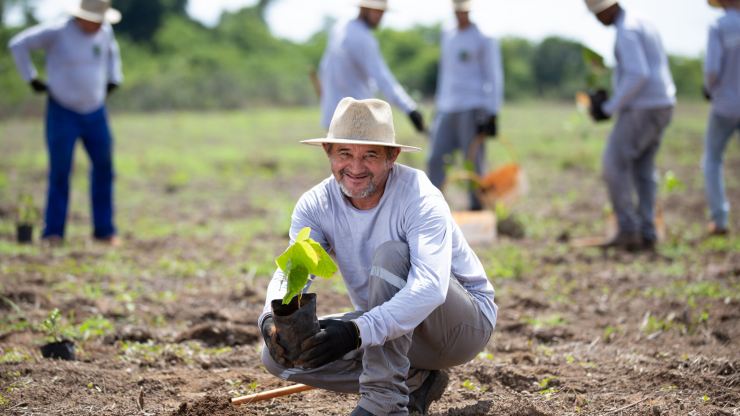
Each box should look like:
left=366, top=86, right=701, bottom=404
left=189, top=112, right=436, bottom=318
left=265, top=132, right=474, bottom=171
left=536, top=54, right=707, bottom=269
left=275, top=226, right=338, bottom=305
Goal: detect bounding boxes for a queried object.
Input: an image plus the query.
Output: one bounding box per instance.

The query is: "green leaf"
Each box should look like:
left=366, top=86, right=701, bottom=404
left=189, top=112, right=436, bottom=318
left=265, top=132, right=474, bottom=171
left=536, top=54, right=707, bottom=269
left=308, top=240, right=337, bottom=278
left=295, top=227, right=311, bottom=242
left=275, top=245, right=293, bottom=272
left=294, top=240, right=319, bottom=270
left=282, top=264, right=309, bottom=304
left=582, top=46, right=605, bottom=70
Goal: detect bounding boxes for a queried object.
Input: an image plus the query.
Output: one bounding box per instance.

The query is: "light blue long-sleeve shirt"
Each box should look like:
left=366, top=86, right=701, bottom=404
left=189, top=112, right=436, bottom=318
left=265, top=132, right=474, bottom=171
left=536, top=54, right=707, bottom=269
left=435, top=24, right=504, bottom=115
left=8, top=17, right=123, bottom=114
left=260, top=164, right=497, bottom=349
left=319, top=18, right=417, bottom=128
left=705, top=9, right=740, bottom=118
left=603, top=9, right=675, bottom=116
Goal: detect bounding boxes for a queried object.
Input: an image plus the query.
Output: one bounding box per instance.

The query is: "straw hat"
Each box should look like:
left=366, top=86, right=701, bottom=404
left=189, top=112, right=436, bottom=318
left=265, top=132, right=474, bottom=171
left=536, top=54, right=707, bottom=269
left=358, top=0, right=389, bottom=11
left=584, top=0, right=618, bottom=14
left=708, top=0, right=721, bottom=7
left=453, top=0, right=472, bottom=12
left=69, top=0, right=121, bottom=24
left=302, top=97, right=421, bottom=152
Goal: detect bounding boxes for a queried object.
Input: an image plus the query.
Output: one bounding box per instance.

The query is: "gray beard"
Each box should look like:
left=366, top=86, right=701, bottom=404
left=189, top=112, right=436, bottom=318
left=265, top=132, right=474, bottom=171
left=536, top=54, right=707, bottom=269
left=339, top=179, right=377, bottom=200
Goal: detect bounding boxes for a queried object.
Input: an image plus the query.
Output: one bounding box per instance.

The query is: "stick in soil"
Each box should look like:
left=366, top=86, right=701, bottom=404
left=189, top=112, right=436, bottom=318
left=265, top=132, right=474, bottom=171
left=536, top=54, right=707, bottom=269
left=231, top=384, right=315, bottom=405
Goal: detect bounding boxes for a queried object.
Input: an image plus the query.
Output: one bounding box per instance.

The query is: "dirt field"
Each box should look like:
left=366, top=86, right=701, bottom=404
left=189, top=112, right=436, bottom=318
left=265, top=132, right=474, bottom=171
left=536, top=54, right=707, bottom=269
left=1, top=102, right=738, bottom=415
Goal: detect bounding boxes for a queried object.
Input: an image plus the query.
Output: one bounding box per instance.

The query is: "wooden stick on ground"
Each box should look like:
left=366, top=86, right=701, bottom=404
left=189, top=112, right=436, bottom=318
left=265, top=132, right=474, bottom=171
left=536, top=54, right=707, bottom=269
left=231, top=383, right=315, bottom=406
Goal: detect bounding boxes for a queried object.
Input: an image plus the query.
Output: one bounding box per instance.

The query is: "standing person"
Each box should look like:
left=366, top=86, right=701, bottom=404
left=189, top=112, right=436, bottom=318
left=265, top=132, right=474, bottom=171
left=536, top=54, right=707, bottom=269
left=585, top=0, right=676, bottom=251
left=702, top=0, right=740, bottom=236
left=318, top=0, right=425, bottom=133
left=427, top=0, right=503, bottom=211
left=259, top=97, right=497, bottom=416
left=8, top=0, right=123, bottom=246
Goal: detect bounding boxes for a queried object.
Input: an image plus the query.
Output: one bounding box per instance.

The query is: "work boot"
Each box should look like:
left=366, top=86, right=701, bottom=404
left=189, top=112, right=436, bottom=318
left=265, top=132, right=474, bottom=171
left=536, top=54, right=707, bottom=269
left=600, top=231, right=642, bottom=252
left=349, top=406, right=376, bottom=416
left=706, top=222, right=729, bottom=237
left=408, top=370, right=449, bottom=415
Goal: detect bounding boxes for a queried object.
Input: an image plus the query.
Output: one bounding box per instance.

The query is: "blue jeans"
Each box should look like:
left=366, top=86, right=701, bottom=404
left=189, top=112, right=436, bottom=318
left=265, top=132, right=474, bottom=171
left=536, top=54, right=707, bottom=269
left=703, top=111, right=740, bottom=229
left=44, top=98, right=116, bottom=239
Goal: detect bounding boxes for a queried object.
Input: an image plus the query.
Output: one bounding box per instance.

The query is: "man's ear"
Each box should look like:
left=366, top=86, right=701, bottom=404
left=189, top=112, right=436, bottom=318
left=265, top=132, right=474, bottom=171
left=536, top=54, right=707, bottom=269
left=322, top=143, right=332, bottom=155
left=389, top=148, right=401, bottom=163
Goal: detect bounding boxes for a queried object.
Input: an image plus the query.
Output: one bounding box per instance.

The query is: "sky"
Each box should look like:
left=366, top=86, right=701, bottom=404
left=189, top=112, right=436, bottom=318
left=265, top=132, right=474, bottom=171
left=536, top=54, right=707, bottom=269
left=22, top=0, right=723, bottom=61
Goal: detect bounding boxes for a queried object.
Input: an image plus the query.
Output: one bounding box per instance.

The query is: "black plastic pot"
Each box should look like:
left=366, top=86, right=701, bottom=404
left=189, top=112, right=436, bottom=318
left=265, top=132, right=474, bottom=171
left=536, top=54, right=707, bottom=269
left=271, top=293, right=319, bottom=367
left=16, top=223, right=33, bottom=244
left=40, top=340, right=76, bottom=360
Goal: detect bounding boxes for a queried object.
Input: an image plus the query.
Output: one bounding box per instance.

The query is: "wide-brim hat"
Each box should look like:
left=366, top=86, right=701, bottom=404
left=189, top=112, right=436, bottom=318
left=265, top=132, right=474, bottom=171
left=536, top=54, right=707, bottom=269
left=302, top=97, right=421, bottom=152
left=585, top=0, right=618, bottom=14
left=453, top=0, right=472, bottom=12
left=708, top=0, right=721, bottom=7
left=358, top=0, right=389, bottom=11
left=69, top=0, right=121, bottom=24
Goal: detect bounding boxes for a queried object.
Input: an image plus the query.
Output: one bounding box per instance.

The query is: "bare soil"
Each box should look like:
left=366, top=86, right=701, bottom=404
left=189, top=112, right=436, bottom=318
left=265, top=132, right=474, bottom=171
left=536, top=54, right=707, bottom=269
left=1, top=117, right=739, bottom=415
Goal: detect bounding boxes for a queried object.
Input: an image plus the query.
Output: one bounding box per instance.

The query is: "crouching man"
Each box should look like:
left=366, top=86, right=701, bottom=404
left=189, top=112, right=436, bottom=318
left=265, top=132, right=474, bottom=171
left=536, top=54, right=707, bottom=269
left=258, top=97, right=498, bottom=415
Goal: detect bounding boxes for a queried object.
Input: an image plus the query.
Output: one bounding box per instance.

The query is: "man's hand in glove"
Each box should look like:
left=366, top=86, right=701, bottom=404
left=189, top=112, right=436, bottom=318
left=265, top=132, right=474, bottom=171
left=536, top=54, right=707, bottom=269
left=589, top=89, right=610, bottom=122
left=477, top=114, right=497, bottom=138
left=260, top=317, right=291, bottom=367
left=30, top=79, right=47, bottom=94
left=408, top=110, right=425, bottom=133
left=702, top=85, right=711, bottom=102
left=107, top=83, right=118, bottom=95
left=296, top=319, right=359, bottom=369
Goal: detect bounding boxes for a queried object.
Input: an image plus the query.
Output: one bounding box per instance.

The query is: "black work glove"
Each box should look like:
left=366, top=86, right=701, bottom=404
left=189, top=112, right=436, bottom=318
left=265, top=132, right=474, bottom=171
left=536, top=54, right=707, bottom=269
left=702, top=85, right=711, bottom=102
left=408, top=110, right=425, bottom=133
left=30, top=79, right=47, bottom=94
left=296, top=319, right=359, bottom=369
left=260, top=316, right=291, bottom=367
left=477, top=114, right=497, bottom=138
left=106, top=83, right=118, bottom=95
left=588, top=89, right=610, bottom=122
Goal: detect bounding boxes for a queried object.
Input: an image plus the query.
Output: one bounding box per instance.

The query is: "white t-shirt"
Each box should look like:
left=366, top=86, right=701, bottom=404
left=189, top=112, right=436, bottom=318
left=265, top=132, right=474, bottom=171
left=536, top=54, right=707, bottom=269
left=261, top=164, right=497, bottom=348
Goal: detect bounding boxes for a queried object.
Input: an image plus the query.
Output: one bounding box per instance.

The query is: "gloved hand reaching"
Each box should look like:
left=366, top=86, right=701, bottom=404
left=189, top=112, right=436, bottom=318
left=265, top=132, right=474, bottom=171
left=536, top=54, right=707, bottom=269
left=296, top=319, right=359, bottom=369
left=107, top=83, right=118, bottom=95
left=702, top=85, right=711, bottom=102
left=408, top=110, right=425, bottom=133
left=477, top=114, right=497, bottom=138
left=589, top=89, right=610, bottom=122
left=260, top=316, right=291, bottom=367
left=30, top=78, right=47, bottom=94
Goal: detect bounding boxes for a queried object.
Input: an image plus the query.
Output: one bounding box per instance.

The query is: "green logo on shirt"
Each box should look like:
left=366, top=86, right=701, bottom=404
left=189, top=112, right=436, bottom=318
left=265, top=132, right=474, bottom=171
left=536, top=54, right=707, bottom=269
left=458, top=50, right=470, bottom=62
left=93, top=45, right=101, bottom=58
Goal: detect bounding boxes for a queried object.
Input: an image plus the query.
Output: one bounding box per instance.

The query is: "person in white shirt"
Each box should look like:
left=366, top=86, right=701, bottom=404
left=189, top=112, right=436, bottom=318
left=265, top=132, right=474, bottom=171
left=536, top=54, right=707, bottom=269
left=585, top=0, right=676, bottom=251
left=259, top=98, right=497, bottom=416
left=428, top=0, right=504, bottom=211
left=8, top=0, right=123, bottom=246
left=318, top=0, right=425, bottom=134
left=702, top=0, right=740, bottom=236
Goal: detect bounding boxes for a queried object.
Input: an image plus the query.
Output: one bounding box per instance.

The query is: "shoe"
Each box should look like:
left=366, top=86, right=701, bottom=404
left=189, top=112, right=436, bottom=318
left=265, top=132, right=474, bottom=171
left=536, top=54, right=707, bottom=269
left=600, top=232, right=642, bottom=252
left=640, top=237, right=657, bottom=252
left=707, top=222, right=729, bottom=237
left=408, top=370, right=449, bottom=415
left=41, top=235, right=64, bottom=247
left=94, top=235, right=121, bottom=247
left=349, top=406, right=376, bottom=416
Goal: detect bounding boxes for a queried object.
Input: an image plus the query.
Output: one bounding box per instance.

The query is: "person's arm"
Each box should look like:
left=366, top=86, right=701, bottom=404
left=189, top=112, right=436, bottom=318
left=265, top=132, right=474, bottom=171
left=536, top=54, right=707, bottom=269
left=353, top=195, right=452, bottom=348
left=602, top=30, right=649, bottom=116
left=8, top=24, right=56, bottom=83
left=704, top=23, right=722, bottom=91
left=350, top=27, right=417, bottom=114
left=480, top=35, right=504, bottom=116
left=107, top=29, right=124, bottom=88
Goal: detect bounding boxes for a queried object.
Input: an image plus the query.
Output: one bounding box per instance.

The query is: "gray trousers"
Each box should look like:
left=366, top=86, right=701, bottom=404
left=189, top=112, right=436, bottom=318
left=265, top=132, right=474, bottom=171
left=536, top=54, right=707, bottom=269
left=427, top=109, right=487, bottom=210
left=602, top=107, right=673, bottom=240
left=261, top=241, right=493, bottom=416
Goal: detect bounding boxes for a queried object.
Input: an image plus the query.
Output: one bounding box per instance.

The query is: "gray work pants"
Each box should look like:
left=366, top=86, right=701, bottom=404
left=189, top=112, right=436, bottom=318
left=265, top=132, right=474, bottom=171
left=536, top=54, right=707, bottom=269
left=602, top=107, right=673, bottom=241
left=261, top=241, right=493, bottom=416
left=427, top=109, right=487, bottom=210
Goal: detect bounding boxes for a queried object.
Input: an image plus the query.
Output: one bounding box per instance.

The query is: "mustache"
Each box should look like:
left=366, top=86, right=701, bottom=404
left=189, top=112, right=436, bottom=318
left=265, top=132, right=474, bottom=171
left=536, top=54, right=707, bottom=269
left=339, top=168, right=373, bottom=179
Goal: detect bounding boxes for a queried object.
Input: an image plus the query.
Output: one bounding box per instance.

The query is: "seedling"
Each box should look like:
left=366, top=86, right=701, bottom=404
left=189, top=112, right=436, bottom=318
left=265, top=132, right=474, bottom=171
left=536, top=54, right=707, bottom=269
left=275, top=227, right=337, bottom=305
left=39, top=308, right=72, bottom=343
left=15, top=193, right=39, bottom=244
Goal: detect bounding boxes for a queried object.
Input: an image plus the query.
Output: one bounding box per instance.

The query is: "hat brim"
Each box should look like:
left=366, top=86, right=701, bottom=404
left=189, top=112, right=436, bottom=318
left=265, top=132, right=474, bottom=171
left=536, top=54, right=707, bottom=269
left=69, top=7, right=121, bottom=24
left=357, top=1, right=390, bottom=11
left=301, top=138, right=421, bottom=152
